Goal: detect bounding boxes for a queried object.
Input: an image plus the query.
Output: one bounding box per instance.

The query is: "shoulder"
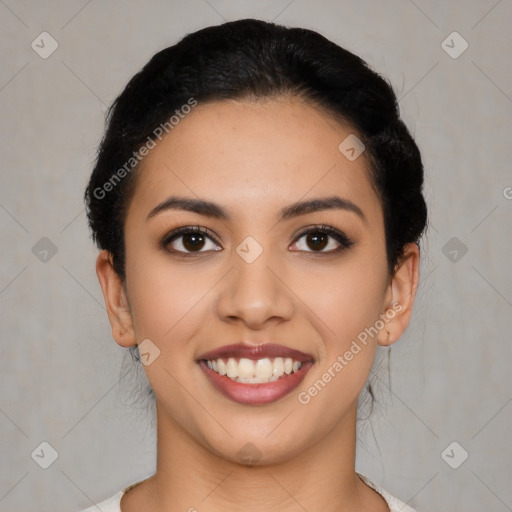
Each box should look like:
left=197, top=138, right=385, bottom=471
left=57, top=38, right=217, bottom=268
left=76, top=474, right=415, bottom=512
left=76, top=477, right=150, bottom=512
left=77, top=490, right=123, bottom=512
left=357, top=473, right=417, bottom=512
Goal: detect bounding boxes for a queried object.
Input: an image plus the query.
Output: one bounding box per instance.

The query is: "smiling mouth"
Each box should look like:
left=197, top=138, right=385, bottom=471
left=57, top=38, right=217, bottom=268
left=201, top=356, right=305, bottom=384
left=196, top=342, right=315, bottom=404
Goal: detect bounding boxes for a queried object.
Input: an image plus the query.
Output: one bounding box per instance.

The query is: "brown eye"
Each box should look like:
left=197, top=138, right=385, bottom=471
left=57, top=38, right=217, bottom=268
left=291, top=225, right=354, bottom=254
left=181, top=232, right=206, bottom=251
left=162, top=226, right=221, bottom=254
left=304, top=231, right=329, bottom=251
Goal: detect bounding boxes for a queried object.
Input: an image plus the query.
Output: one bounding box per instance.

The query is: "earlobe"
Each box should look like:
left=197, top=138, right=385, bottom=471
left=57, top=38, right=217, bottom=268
left=95, top=250, right=137, bottom=347
left=377, top=243, right=420, bottom=347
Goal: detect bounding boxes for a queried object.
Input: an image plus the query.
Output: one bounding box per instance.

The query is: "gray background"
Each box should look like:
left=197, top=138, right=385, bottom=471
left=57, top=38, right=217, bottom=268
left=1, top=1, right=511, bottom=511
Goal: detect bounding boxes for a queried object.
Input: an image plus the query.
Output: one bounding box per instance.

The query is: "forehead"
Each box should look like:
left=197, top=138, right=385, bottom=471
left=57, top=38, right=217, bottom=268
left=126, top=98, right=382, bottom=225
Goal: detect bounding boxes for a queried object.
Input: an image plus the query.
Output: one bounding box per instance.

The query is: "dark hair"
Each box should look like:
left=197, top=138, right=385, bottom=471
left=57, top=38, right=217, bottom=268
left=85, top=18, right=427, bottom=279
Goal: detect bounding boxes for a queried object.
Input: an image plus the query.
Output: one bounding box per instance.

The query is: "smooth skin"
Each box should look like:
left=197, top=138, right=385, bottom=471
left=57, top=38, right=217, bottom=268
left=96, top=96, right=420, bottom=512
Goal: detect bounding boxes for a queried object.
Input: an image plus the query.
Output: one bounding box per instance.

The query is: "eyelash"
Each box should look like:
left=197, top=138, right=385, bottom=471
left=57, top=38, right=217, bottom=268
left=160, top=224, right=355, bottom=257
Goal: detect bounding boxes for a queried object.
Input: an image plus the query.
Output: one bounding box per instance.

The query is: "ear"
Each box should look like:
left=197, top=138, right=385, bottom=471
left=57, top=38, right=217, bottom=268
left=377, top=243, right=420, bottom=346
left=95, top=250, right=137, bottom=348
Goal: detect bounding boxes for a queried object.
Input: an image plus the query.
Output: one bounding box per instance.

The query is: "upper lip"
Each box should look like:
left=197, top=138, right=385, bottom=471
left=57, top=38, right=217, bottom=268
left=197, top=343, right=314, bottom=363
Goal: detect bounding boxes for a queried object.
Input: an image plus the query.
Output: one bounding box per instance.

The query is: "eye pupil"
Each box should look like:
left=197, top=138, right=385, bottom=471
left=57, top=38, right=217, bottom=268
left=307, top=232, right=328, bottom=251
left=183, top=234, right=205, bottom=251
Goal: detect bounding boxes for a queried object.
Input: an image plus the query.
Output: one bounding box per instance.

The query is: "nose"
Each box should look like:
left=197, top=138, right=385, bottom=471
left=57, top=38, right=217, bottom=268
left=216, top=248, right=295, bottom=330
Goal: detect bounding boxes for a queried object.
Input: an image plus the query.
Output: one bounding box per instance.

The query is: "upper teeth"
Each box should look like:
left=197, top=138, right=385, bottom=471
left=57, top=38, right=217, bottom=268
left=206, top=357, right=303, bottom=382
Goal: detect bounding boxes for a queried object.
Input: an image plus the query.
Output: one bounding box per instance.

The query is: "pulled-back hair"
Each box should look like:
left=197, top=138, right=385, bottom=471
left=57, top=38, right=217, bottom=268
left=85, top=18, right=427, bottom=279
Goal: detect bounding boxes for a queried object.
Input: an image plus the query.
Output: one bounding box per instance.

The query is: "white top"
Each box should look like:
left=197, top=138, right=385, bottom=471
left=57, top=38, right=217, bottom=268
left=78, top=474, right=415, bottom=512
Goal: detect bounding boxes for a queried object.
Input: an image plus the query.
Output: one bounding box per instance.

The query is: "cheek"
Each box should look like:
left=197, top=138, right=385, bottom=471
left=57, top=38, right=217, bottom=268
left=294, top=266, right=386, bottom=419
left=126, top=258, right=210, bottom=341
left=331, top=277, right=384, bottom=340
left=306, top=257, right=387, bottom=341
left=123, top=256, right=213, bottom=406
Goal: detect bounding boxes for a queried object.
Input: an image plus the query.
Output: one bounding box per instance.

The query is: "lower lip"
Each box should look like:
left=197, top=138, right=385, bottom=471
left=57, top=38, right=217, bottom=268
left=198, top=360, right=314, bottom=405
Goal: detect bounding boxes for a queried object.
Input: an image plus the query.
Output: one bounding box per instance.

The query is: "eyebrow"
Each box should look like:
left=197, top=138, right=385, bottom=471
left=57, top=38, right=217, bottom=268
left=146, top=195, right=366, bottom=223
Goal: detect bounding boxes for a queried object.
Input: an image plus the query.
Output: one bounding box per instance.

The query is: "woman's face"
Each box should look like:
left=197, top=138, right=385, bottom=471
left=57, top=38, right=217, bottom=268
left=101, top=97, right=417, bottom=464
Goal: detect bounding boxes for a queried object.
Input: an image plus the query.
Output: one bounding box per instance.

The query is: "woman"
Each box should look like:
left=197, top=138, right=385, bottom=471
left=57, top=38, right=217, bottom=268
left=80, top=18, right=427, bottom=512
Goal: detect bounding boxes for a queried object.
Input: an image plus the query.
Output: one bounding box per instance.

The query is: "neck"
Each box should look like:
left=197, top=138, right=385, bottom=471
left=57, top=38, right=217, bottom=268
left=142, top=400, right=384, bottom=512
